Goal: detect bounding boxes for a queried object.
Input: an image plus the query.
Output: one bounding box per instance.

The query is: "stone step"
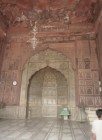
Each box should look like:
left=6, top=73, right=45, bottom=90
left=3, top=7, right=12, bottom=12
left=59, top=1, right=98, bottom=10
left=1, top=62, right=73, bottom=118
left=86, top=108, right=98, bottom=123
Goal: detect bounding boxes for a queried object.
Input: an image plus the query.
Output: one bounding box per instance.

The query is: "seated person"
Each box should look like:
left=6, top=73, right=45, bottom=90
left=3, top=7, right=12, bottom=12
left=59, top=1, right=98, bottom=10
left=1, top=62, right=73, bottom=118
left=60, top=107, right=71, bottom=119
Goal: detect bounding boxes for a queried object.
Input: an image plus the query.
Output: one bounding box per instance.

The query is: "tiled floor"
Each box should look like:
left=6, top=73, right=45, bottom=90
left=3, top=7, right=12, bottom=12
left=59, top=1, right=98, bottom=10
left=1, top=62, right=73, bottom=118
left=0, top=118, right=91, bottom=140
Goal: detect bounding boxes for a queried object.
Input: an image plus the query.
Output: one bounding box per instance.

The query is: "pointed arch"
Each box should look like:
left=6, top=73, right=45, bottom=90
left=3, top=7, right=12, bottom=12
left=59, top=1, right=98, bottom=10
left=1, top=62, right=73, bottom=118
left=18, top=49, right=76, bottom=119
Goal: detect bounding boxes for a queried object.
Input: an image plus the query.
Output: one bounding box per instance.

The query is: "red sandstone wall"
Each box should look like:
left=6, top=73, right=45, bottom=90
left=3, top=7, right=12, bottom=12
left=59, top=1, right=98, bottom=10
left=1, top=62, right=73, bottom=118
left=0, top=37, right=6, bottom=81
left=97, top=18, right=102, bottom=80
left=0, top=13, right=8, bottom=104
left=0, top=29, right=101, bottom=107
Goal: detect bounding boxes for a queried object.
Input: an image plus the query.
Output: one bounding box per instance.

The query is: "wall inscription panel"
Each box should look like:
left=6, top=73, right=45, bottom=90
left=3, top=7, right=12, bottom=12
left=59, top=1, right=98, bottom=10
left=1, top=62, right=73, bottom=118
left=77, top=41, right=102, bottom=107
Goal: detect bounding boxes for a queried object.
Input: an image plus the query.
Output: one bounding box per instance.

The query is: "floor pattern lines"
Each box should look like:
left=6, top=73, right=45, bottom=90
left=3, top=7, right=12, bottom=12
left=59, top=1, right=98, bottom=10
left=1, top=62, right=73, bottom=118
left=77, top=122, right=91, bottom=140
left=18, top=119, right=47, bottom=139
left=43, top=120, right=56, bottom=140
left=69, top=120, right=76, bottom=140
left=0, top=118, right=91, bottom=140
left=31, top=119, right=54, bottom=140
left=58, top=119, right=63, bottom=140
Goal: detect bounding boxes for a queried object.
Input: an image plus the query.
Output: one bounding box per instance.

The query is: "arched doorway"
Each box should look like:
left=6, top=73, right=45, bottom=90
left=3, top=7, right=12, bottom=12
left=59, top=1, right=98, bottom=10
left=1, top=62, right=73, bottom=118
left=19, top=49, right=76, bottom=120
left=27, top=66, right=68, bottom=118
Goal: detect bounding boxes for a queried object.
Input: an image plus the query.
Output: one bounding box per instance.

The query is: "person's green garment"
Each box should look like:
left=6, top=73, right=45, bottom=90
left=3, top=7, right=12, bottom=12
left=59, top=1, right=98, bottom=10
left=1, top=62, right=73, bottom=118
left=60, top=108, right=71, bottom=116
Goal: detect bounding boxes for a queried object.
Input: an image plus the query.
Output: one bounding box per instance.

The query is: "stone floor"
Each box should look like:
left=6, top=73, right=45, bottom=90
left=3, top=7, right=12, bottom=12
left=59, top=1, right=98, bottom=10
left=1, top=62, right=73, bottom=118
left=0, top=118, right=92, bottom=140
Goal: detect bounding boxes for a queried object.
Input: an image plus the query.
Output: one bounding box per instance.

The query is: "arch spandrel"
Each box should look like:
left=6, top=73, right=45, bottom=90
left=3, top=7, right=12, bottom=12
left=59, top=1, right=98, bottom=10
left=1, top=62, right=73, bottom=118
left=29, top=49, right=70, bottom=62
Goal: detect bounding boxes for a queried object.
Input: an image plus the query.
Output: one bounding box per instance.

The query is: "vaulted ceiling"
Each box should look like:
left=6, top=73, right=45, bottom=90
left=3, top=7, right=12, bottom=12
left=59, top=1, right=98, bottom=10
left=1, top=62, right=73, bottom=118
left=0, top=0, right=101, bottom=39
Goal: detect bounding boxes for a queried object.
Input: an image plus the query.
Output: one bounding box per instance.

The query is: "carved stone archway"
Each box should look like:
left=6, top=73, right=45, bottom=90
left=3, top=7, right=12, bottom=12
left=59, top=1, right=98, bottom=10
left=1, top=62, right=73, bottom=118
left=19, top=49, right=76, bottom=119
left=27, top=66, right=69, bottom=118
